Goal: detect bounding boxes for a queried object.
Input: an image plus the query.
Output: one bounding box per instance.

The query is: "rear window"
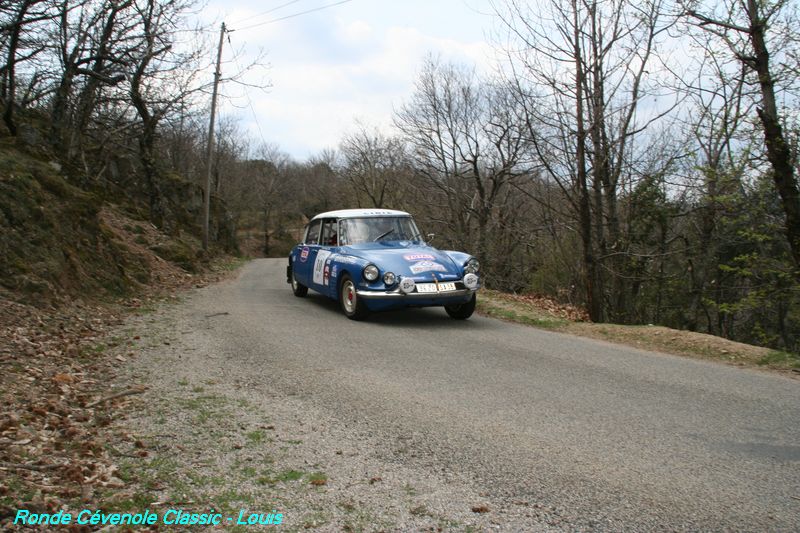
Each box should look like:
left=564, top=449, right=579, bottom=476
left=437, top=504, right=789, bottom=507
left=305, top=220, right=322, bottom=244
left=320, top=219, right=338, bottom=246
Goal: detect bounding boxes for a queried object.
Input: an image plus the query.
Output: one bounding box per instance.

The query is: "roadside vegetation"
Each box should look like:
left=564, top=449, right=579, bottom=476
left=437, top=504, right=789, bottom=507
left=2, top=0, right=800, bottom=354
left=0, top=231, right=242, bottom=524
left=478, top=290, right=800, bottom=373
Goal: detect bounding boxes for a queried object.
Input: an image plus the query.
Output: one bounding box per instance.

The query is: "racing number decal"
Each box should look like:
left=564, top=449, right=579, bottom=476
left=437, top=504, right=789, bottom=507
left=313, top=250, right=332, bottom=285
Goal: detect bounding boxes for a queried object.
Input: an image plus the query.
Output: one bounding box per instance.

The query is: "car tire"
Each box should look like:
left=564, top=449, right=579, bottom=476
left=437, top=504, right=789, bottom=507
left=339, top=274, right=369, bottom=320
left=290, top=264, right=308, bottom=297
left=445, top=293, right=476, bottom=320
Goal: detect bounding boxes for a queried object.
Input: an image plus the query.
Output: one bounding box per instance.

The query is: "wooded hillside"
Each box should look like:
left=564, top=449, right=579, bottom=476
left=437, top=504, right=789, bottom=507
left=1, top=0, right=238, bottom=304
left=2, top=0, right=799, bottom=353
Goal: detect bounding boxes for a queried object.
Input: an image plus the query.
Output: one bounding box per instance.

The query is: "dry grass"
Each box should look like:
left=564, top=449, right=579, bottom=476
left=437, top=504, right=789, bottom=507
left=477, top=290, right=800, bottom=375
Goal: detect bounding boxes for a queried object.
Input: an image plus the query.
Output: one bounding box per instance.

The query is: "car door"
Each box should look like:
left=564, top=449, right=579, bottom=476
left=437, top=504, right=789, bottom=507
left=311, top=218, right=338, bottom=294
left=294, top=219, right=322, bottom=287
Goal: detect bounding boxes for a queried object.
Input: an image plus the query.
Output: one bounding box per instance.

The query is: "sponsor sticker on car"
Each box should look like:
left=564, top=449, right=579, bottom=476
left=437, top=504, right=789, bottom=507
left=404, top=254, right=435, bottom=261
left=331, top=254, right=359, bottom=265
left=313, top=250, right=332, bottom=285
left=409, top=261, right=447, bottom=274
left=300, top=247, right=310, bottom=262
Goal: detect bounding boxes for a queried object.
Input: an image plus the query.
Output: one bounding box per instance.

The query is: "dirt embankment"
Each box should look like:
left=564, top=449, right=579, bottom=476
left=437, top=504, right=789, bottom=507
left=477, top=289, right=800, bottom=375
left=0, top=144, right=243, bottom=527
left=0, top=255, right=241, bottom=529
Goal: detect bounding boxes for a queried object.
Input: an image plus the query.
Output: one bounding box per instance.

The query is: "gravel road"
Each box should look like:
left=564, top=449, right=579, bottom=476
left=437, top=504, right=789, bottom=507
left=120, top=258, right=800, bottom=531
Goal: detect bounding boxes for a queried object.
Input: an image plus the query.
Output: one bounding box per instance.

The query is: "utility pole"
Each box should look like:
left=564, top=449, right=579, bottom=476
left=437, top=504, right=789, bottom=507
left=203, top=21, right=225, bottom=251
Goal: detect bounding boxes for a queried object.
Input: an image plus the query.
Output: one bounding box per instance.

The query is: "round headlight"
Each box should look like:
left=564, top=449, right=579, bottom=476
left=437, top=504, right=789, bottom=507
left=363, top=264, right=379, bottom=281
left=399, top=277, right=416, bottom=294
left=383, top=272, right=396, bottom=286
left=465, top=258, right=480, bottom=274
left=463, top=273, right=479, bottom=290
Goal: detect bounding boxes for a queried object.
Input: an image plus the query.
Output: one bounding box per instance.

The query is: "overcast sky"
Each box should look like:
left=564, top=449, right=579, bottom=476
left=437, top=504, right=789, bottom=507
left=200, top=0, right=497, bottom=159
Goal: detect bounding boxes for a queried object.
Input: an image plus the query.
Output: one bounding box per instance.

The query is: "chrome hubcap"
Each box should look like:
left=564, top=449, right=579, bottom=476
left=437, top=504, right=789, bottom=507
left=342, top=281, right=356, bottom=313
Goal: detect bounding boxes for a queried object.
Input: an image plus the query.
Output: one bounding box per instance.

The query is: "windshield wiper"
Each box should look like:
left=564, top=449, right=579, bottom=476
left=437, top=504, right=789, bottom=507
left=374, top=229, right=395, bottom=241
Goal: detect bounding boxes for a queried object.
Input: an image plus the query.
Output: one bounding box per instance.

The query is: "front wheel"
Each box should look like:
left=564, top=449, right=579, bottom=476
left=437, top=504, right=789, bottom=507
left=290, top=265, right=308, bottom=297
left=445, top=293, right=476, bottom=320
left=339, top=275, right=369, bottom=320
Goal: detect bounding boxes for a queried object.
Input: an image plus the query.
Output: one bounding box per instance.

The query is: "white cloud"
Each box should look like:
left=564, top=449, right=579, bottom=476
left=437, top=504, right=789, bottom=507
left=208, top=0, right=495, bottom=160
left=338, top=19, right=373, bottom=43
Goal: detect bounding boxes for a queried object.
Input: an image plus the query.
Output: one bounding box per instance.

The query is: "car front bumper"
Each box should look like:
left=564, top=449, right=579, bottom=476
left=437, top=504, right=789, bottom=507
left=355, top=285, right=477, bottom=311
left=356, top=287, right=476, bottom=299
left=355, top=276, right=479, bottom=304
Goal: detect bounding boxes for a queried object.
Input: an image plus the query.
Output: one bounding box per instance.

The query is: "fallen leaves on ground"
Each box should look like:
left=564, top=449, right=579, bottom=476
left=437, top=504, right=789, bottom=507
left=499, top=292, right=590, bottom=322
left=0, top=298, right=136, bottom=524
left=0, top=226, right=239, bottom=529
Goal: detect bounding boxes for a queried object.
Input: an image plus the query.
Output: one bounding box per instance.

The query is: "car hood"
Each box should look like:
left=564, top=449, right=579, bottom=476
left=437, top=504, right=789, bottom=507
left=339, top=243, right=463, bottom=280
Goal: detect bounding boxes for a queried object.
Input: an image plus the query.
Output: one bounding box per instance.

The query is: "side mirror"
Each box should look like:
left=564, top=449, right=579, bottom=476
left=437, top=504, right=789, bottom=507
left=426, top=233, right=436, bottom=245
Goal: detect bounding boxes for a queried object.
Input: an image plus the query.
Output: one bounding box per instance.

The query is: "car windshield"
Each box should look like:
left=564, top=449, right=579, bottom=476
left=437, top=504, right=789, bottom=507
left=339, top=217, right=422, bottom=245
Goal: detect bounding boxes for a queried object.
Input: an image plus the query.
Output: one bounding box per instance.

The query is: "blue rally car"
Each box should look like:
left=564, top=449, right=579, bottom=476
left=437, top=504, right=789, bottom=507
left=287, top=209, right=481, bottom=320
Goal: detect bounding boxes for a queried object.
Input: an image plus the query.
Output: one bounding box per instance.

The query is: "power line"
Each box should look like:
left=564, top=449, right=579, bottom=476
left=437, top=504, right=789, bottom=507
left=219, top=0, right=355, bottom=152
left=228, top=0, right=305, bottom=28
left=229, top=40, right=270, bottom=151
left=231, top=0, right=353, bottom=32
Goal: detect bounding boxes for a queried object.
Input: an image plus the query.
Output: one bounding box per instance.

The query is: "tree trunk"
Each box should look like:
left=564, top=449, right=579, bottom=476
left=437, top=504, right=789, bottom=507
left=2, top=0, right=34, bottom=136
left=263, top=205, right=271, bottom=256
left=72, top=1, right=129, bottom=161
left=130, top=66, right=164, bottom=226
left=747, top=0, right=800, bottom=271
left=50, top=67, right=76, bottom=152
left=573, top=0, right=602, bottom=322
left=139, top=123, right=166, bottom=227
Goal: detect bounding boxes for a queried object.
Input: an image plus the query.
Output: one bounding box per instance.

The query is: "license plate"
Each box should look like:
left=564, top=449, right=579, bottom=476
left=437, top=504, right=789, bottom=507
left=416, top=282, right=456, bottom=293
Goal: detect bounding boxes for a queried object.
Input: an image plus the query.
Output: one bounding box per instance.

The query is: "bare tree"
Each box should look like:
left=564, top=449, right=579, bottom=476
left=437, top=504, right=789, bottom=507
left=48, top=0, right=132, bottom=158
left=251, top=143, right=290, bottom=255
left=49, top=0, right=133, bottom=158
left=211, top=115, right=249, bottom=196
left=671, top=29, right=755, bottom=331
left=126, top=0, right=207, bottom=226
left=339, top=123, right=408, bottom=208
left=0, top=0, right=54, bottom=134
left=395, top=57, right=528, bottom=275
left=683, top=0, right=800, bottom=271
left=493, top=0, right=676, bottom=321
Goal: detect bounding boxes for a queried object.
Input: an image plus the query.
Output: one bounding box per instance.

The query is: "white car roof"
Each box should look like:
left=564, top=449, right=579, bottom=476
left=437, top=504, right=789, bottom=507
left=310, top=208, right=411, bottom=221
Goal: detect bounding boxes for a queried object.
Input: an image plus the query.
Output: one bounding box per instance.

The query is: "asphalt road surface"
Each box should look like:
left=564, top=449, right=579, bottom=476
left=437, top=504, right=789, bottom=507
left=181, top=258, right=800, bottom=531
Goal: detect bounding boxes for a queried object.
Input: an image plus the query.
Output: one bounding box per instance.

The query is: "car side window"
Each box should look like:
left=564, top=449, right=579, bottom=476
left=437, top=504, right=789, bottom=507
left=320, top=219, right=338, bottom=246
left=338, top=220, right=348, bottom=245
left=305, top=220, right=322, bottom=245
